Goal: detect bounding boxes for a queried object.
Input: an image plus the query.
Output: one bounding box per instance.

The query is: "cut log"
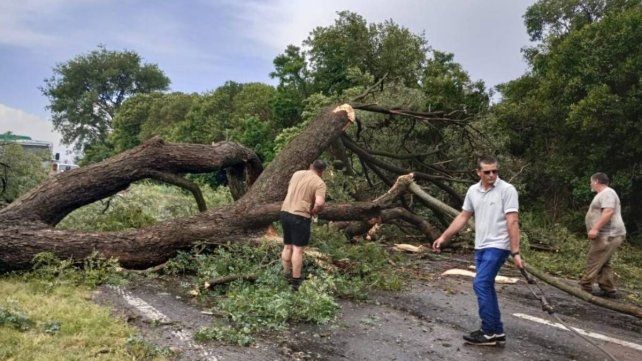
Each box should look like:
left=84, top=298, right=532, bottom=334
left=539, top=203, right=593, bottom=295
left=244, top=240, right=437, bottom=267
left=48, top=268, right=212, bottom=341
left=440, top=268, right=519, bottom=284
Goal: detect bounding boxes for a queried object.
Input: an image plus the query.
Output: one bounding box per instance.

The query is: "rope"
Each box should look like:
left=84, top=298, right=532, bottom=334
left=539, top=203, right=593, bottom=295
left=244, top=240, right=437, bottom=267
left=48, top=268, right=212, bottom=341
left=518, top=268, right=619, bottom=361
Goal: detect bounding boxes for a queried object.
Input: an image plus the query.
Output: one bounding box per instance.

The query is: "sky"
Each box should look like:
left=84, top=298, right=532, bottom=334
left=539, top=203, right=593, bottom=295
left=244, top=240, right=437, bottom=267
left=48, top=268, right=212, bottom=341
left=0, top=0, right=535, bottom=161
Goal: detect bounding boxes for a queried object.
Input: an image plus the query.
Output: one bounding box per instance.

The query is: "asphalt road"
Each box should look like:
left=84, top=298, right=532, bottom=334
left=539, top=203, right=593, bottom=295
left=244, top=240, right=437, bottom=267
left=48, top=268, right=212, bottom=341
left=94, top=258, right=642, bottom=361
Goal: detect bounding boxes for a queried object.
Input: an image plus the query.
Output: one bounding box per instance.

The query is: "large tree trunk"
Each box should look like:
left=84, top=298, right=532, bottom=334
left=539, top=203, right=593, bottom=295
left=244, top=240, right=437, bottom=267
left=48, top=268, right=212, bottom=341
left=0, top=105, right=388, bottom=271
left=0, top=139, right=263, bottom=225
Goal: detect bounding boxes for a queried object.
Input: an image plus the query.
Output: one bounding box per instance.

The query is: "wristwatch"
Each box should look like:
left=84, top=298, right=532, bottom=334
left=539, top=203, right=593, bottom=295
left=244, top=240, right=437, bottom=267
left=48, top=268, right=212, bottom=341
left=511, top=251, right=520, bottom=257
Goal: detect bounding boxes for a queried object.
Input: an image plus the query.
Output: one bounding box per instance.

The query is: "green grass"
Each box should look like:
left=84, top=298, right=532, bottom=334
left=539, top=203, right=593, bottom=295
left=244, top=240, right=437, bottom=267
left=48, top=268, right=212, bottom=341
left=0, top=271, right=168, bottom=361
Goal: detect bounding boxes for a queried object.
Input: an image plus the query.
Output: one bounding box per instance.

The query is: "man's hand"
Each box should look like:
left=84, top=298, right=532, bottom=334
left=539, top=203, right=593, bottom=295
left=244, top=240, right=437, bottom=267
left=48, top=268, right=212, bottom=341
left=588, top=228, right=599, bottom=240
left=432, top=237, right=445, bottom=253
left=513, top=254, right=524, bottom=269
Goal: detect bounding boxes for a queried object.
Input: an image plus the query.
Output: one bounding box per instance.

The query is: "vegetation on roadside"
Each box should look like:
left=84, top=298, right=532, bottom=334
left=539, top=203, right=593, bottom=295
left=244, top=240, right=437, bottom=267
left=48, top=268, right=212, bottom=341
left=165, top=224, right=409, bottom=346
left=57, top=181, right=233, bottom=231
left=520, top=212, right=642, bottom=302
left=0, top=253, right=170, bottom=360
left=2, top=0, right=642, bottom=356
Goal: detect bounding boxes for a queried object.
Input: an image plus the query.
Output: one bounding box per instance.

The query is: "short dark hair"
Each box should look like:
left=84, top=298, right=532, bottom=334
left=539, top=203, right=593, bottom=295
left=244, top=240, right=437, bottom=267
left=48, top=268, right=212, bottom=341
left=312, top=159, right=327, bottom=172
left=591, top=172, right=609, bottom=185
left=477, top=155, right=498, bottom=169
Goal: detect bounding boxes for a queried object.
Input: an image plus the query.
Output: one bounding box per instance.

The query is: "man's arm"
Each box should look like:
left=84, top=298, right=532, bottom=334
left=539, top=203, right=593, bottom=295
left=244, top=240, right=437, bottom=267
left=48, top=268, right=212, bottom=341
left=588, top=208, right=614, bottom=239
left=506, top=212, right=524, bottom=269
left=432, top=210, right=473, bottom=252
left=310, top=194, right=325, bottom=216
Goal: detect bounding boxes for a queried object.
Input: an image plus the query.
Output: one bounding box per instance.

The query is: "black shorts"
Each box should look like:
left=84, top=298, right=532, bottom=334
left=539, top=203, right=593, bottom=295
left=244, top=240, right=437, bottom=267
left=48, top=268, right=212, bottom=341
left=280, top=211, right=311, bottom=247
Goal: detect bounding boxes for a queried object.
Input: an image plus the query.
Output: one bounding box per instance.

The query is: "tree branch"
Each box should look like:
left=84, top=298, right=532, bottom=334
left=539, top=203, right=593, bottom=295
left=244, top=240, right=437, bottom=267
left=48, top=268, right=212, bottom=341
left=143, top=170, right=207, bottom=212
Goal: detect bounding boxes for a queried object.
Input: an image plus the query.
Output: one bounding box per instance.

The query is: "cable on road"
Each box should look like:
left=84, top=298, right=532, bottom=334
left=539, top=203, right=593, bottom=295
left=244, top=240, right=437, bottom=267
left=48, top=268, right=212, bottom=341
left=518, top=267, right=619, bottom=361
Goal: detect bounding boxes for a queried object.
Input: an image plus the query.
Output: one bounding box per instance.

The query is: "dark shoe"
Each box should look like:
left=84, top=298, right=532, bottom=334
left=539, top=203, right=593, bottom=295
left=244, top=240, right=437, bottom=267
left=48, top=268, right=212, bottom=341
left=463, top=330, right=505, bottom=346
left=592, top=290, right=619, bottom=299
left=290, top=277, right=302, bottom=292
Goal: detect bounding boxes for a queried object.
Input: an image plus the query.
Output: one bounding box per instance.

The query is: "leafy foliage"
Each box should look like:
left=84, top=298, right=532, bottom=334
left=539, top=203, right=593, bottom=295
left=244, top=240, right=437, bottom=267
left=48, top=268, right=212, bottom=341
left=0, top=143, right=48, bottom=206
left=523, top=0, right=639, bottom=42
left=57, top=182, right=232, bottom=232
left=521, top=212, right=642, bottom=297
left=108, top=82, right=279, bottom=163
left=26, top=251, right=124, bottom=289
left=0, top=304, right=34, bottom=331
left=495, top=2, right=642, bottom=236
left=169, top=225, right=408, bottom=346
left=42, top=45, right=170, bottom=153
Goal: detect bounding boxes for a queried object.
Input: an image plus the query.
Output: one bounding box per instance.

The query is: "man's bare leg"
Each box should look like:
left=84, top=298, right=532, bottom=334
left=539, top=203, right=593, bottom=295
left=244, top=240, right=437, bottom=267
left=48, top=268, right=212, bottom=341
left=291, top=245, right=305, bottom=290
left=281, top=245, right=293, bottom=275
left=291, top=246, right=305, bottom=278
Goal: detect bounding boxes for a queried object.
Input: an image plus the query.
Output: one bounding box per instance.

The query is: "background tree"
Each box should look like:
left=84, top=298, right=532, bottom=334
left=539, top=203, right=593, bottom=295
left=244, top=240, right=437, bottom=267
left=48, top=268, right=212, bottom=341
left=110, top=82, right=278, bottom=163
left=495, top=1, right=642, bottom=236
left=270, top=11, right=428, bottom=126
left=0, top=143, right=48, bottom=207
left=41, top=46, right=170, bottom=154
left=523, top=0, right=639, bottom=42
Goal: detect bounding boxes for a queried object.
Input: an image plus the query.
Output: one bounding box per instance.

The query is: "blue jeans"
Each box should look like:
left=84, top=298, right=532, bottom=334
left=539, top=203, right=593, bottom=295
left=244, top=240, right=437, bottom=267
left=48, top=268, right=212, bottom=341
left=473, top=247, right=510, bottom=334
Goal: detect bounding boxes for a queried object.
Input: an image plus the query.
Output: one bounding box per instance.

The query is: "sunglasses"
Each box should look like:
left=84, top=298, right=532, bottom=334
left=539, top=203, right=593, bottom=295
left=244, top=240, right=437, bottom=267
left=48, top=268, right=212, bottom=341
left=482, top=169, right=498, bottom=175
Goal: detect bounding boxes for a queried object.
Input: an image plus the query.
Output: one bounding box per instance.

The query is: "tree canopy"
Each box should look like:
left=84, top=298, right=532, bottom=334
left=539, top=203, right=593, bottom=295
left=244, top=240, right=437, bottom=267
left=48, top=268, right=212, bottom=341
left=496, top=1, right=642, bottom=233
left=41, top=46, right=170, bottom=152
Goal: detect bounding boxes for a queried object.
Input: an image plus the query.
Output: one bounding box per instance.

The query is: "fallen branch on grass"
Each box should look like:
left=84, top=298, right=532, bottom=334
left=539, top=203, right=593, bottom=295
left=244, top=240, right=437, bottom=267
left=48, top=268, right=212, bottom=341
left=205, top=274, right=258, bottom=289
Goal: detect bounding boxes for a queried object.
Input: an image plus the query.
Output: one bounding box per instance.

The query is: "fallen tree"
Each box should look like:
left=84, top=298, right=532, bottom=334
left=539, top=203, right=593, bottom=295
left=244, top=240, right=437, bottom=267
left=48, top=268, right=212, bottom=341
left=1, top=103, right=641, bottom=321
left=0, top=105, right=438, bottom=271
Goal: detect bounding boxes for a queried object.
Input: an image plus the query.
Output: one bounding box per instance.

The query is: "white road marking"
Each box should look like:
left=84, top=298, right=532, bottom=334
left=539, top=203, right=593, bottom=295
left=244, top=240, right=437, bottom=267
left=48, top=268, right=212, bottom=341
left=114, top=286, right=171, bottom=323
left=109, top=286, right=218, bottom=361
left=513, top=313, right=642, bottom=352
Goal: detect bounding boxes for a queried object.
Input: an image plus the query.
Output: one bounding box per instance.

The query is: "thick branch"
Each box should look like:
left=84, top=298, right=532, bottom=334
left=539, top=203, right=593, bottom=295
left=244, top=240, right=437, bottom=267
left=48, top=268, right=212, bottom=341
left=351, top=103, right=446, bottom=118
left=144, top=170, right=207, bottom=212
left=523, top=264, right=642, bottom=319
left=407, top=180, right=474, bottom=229
left=381, top=207, right=440, bottom=240
left=236, top=105, right=355, bottom=210
left=0, top=137, right=261, bottom=225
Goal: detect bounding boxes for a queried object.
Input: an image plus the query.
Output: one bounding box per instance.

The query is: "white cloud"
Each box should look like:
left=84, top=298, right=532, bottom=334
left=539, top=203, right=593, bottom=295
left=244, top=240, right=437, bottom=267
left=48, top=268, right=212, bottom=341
left=0, top=0, right=214, bottom=66
left=0, top=0, right=93, bottom=49
left=0, top=103, right=72, bottom=160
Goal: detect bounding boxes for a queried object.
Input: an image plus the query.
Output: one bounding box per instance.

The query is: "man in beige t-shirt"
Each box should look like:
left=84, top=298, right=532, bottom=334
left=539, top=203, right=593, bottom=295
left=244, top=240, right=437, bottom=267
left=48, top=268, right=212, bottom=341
left=280, top=160, right=327, bottom=291
left=580, top=172, right=626, bottom=297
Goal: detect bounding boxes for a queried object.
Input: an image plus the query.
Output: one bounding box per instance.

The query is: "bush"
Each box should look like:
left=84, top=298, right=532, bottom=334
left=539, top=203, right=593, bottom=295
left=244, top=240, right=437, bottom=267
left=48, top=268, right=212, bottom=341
left=57, top=182, right=233, bottom=231
left=0, top=143, right=48, bottom=207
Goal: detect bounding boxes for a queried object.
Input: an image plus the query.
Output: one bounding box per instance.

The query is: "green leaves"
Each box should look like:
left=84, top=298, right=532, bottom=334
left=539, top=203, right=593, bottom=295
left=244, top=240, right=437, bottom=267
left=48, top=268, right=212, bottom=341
left=0, top=305, right=34, bottom=332
left=0, top=143, right=48, bottom=206
left=42, top=45, right=170, bottom=152
left=178, top=225, right=406, bottom=346
left=495, top=3, right=642, bottom=232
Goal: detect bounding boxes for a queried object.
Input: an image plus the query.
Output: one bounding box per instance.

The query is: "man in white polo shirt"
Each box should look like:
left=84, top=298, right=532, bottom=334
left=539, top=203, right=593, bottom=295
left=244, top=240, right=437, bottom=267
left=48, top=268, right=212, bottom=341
left=432, top=155, right=524, bottom=346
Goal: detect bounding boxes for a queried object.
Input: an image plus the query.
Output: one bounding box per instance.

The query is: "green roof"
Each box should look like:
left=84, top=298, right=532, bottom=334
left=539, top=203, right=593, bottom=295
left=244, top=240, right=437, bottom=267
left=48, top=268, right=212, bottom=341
left=0, top=132, right=32, bottom=142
